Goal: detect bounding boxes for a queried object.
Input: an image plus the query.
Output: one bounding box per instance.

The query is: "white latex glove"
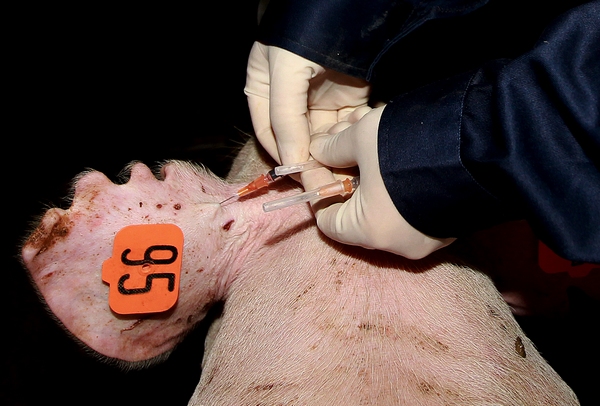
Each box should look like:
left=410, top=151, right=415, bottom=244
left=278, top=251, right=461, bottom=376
left=244, top=41, right=371, bottom=166
left=309, top=106, right=456, bottom=259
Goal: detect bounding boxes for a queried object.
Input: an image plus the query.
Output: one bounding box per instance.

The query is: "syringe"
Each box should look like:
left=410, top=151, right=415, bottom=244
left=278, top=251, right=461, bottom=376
left=220, top=160, right=324, bottom=205
left=263, top=177, right=359, bottom=212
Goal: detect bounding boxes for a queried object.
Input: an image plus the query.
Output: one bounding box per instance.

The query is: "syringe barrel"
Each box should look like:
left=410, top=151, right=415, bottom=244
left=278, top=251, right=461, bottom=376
left=314, top=179, right=347, bottom=197
left=262, top=189, right=320, bottom=212
left=262, top=177, right=358, bottom=212
left=274, top=160, right=323, bottom=176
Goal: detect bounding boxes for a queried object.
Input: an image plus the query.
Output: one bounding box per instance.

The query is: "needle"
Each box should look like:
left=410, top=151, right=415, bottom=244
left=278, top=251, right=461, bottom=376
left=219, top=160, right=324, bottom=205
left=219, top=195, right=237, bottom=205
left=219, top=169, right=280, bottom=205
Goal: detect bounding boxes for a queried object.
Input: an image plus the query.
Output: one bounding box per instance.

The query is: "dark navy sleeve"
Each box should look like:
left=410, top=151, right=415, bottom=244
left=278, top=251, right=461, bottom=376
left=257, top=0, right=489, bottom=80
left=378, top=1, right=600, bottom=263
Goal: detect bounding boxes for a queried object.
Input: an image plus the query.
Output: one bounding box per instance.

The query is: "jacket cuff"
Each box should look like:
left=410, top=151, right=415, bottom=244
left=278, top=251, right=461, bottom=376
left=378, top=70, right=515, bottom=239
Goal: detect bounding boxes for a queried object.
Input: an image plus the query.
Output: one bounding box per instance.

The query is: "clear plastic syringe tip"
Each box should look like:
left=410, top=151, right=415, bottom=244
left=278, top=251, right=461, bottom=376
left=274, top=160, right=324, bottom=176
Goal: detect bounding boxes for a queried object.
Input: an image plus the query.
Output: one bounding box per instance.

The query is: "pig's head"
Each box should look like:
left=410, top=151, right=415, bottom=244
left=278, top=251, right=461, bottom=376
left=20, top=160, right=302, bottom=366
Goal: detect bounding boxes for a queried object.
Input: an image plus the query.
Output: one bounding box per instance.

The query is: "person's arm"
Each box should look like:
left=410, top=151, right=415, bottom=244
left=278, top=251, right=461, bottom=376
left=257, top=0, right=490, bottom=80
left=246, top=0, right=490, bottom=170
left=378, top=1, right=600, bottom=262
left=310, top=1, right=599, bottom=262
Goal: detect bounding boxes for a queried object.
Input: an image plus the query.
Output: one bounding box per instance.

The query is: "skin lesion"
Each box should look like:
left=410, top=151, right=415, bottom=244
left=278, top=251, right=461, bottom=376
left=222, top=220, right=234, bottom=231
left=24, top=211, right=73, bottom=258
left=515, top=336, right=526, bottom=358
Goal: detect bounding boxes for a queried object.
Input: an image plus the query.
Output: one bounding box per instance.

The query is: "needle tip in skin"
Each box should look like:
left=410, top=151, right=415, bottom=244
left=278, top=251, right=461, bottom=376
left=219, top=195, right=237, bottom=205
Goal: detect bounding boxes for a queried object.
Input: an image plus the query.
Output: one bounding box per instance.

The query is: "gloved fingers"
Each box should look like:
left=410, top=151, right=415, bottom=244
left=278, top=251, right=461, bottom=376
left=325, top=121, right=353, bottom=135
left=244, top=42, right=270, bottom=100
left=315, top=188, right=455, bottom=259
left=254, top=125, right=282, bottom=165
left=343, top=105, right=372, bottom=123
left=309, top=110, right=339, bottom=134
left=310, top=106, right=384, bottom=169
left=245, top=43, right=281, bottom=163
left=308, top=70, right=371, bottom=110
left=301, top=165, right=337, bottom=193
left=246, top=93, right=282, bottom=163
left=269, top=49, right=324, bottom=165
left=314, top=198, right=368, bottom=249
left=310, top=127, right=358, bottom=169
left=310, top=106, right=370, bottom=134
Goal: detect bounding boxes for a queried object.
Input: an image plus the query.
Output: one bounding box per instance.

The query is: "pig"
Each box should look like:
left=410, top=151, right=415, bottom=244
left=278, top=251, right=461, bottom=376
left=21, top=138, right=579, bottom=405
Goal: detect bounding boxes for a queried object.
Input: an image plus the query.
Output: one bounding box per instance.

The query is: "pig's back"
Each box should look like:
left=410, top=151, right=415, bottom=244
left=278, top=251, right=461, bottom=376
left=192, top=233, right=578, bottom=405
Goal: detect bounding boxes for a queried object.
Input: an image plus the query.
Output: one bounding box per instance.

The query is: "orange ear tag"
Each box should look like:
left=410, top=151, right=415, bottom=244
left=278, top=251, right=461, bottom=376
left=538, top=241, right=598, bottom=278
left=102, top=224, right=184, bottom=314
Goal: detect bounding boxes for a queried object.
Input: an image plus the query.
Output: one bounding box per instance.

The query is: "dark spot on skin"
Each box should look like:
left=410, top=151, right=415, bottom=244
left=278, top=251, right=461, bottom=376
left=26, top=216, right=72, bottom=256
left=197, top=268, right=204, bottom=273
left=253, top=384, right=275, bottom=391
left=418, top=381, right=436, bottom=395
left=412, top=329, right=450, bottom=354
left=156, top=204, right=163, bottom=209
left=295, top=284, right=314, bottom=301
left=173, top=203, right=181, bottom=210
left=222, top=220, right=234, bottom=231
left=515, top=336, right=526, bottom=358
left=201, top=185, right=206, bottom=193
left=120, top=319, right=144, bottom=333
left=334, top=269, right=345, bottom=288
left=358, top=323, right=373, bottom=331
left=487, top=304, right=500, bottom=317
left=139, top=202, right=143, bottom=207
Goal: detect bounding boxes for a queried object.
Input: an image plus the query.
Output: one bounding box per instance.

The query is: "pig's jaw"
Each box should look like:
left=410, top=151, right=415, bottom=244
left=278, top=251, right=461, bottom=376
left=22, top=160, right=304, bottom=365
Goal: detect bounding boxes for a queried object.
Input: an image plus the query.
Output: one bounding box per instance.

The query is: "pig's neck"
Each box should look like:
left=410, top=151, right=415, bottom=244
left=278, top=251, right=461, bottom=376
left=216, top=183, right=317, bottom=297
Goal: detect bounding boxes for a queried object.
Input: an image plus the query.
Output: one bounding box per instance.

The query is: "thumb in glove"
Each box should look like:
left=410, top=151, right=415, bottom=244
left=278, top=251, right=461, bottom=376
left=309, top=106, right=455, bottom=259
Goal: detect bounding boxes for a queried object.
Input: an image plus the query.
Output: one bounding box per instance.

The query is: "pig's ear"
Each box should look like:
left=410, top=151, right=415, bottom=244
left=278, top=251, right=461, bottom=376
left=20, top=165, right=209, bottom=366
left=21, top=206, right=188, bottom=366
left=159, top=160, right=229, bottom=197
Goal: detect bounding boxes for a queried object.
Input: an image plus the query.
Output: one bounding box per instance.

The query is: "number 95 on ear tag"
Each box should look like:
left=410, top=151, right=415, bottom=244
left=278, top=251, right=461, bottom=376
left=102, top=224, right=184, bottom=315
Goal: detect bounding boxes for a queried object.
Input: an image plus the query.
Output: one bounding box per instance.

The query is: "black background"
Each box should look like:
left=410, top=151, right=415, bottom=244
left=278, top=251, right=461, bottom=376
left=4, top=1, right=598, bottom=405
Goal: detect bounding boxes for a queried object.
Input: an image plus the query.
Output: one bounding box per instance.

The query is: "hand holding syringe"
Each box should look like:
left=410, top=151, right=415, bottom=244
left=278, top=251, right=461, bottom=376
left=219, top=159, right=359, bottom=211
left=263, top=177, right=360, bottom=212
left=219, top=160, right=324, bottom=205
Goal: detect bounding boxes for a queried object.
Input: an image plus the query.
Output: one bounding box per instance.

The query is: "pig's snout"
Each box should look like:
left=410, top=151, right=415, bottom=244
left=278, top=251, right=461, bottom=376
left=22, top=208, right=71, bottom=266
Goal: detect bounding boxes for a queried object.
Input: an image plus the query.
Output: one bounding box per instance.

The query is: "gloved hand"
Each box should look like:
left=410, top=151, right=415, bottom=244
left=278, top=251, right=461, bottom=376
left=244, top=41, right=371, bottom=166
left=309, top=106, right=456, bottom=259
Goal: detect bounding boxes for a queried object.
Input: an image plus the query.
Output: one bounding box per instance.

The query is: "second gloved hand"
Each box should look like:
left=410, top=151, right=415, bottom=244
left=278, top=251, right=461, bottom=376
left=244, top=41, right=371, bottom=166
left=309, top=106, right=455, bottom=259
